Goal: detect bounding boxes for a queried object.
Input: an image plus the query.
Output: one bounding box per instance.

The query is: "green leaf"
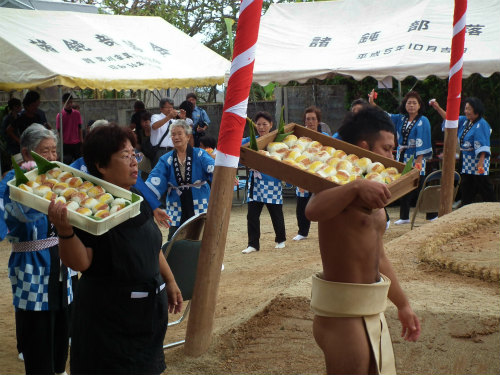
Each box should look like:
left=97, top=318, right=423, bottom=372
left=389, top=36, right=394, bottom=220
left=31, top=151, right=59, bottom=174
left=401, top=155, right=414, bottom=175
left=246, top=117, right=259, bottom=151
left=274, top=131, right=294, bottom=142
left=262, top=82, right=276, bottom=100
left=277, top=105, right=285, bottom=135
left=224, top=18, right=235, bottom=58
left=11, top=157, right=29, bottom=186
left=131, top=193, right=140, bottom=203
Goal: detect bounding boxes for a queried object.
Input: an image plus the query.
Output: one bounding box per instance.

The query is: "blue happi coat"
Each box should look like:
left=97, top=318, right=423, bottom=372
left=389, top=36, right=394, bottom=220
left=389, top=114, right=433, bottom=176
left=242, top=136, right=283, bottom=204
left=0, top=170, right=73, bottom=311
left=146, top=148, right=214, bottom=226
left=456, top=116, right=492, bottom=175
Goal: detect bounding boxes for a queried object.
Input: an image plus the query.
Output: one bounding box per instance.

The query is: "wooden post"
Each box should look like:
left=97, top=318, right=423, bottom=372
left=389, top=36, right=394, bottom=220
left=184, top=166, right=235, bottom=355
left=183, top=0, right=263, bottom=356
left=439, top=128, right=458, bottom=215
left=439, top=0, right=467, bottom=216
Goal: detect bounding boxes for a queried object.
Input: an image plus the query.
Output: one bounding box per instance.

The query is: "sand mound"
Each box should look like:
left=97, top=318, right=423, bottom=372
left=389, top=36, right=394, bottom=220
left=418, top=208, right=499, bottom=282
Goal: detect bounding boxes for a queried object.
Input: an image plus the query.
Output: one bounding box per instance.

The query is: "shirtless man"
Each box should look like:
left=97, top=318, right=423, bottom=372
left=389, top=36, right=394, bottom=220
left=305, top=107, right=421, bottom=375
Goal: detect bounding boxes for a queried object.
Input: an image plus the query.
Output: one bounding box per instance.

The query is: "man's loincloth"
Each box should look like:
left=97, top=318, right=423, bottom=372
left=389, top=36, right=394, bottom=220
left=311, top=272, right=396, bottom=375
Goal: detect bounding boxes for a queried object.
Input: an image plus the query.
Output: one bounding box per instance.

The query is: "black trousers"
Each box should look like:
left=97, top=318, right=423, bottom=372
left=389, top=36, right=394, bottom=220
left=399, top=176, right=437, bottom=221
left=62, top=142, right=82, bottom=164
left=247, top=201, right=286, bottom=250
left=17, top=308, right=69, bottom=375
left=296, top=196, right=311, bottom=237
left=69, top=274, right=79, bottom=338
left=460, top=173, right=496, bottom=205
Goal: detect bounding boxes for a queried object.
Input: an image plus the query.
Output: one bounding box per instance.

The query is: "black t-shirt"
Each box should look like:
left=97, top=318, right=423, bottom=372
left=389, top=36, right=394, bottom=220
left=13, top=112, right=44, bottom=135
left=130, top=110, right=146, bottom=146
left=1, top=113, right=21, bottom=154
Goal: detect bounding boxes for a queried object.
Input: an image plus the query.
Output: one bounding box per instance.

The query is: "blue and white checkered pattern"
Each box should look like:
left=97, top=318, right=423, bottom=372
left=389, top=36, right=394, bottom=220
left=399, top=152, right=426, bottom=176
left=248, top=177, right=283, bottom=204
left=10, top=262, right=73, bottom=310
left=11, top=265, right=50, bottom=310
left=193, top=198, right=209, bottom=215
left=296, top=187, right=310, bottom=198
left=462, top=154, right=490, bottom=175
left=167, top=201, right=182, bottom=227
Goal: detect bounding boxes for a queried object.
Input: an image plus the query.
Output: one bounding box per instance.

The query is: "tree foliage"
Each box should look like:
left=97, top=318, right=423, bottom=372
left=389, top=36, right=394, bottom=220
left=320, top=73, right=500, bottom=140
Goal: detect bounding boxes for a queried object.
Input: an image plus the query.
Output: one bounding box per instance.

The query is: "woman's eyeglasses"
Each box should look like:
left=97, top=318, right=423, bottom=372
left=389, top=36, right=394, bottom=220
left=120, top=152, right=143, bottom=164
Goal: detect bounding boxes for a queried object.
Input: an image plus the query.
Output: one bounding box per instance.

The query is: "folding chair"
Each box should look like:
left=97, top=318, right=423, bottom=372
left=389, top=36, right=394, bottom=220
left=233, top=166, right=248, bottom=206
left=162, top=213, right=206, bottom=349
left=410, top=170, right=461, bottom=230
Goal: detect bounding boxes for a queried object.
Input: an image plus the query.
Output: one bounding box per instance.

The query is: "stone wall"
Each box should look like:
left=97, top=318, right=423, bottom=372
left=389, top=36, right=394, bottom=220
left=2, top=84, right=348, bottom=138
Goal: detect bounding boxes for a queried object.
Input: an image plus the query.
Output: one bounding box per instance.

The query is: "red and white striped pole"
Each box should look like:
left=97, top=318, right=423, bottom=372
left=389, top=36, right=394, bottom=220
left=184, top=0, right=263, bottom=356
left=439, top=0, right=467, bottom=216
left=216, top=0, right=262, bottom=167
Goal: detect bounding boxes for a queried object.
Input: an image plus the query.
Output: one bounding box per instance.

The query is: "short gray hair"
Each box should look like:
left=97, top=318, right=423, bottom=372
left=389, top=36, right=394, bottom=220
left=90, top=119, right=109, bottom=131
left=159, top=97, right=174, bottom=108
left=20, top=123, right=58, bottom=152
left=171, top=120, right=192, bottom=135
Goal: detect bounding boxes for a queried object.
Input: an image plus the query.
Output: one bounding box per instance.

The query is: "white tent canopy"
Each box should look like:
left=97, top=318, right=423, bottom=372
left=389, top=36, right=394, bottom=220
left=0, top=8, right=230, bottom=91
left=253, top=0, right=500, bottom=85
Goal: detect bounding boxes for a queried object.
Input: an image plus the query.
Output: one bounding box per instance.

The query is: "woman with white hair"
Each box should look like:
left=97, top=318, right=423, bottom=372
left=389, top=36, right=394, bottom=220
left=0, top=124, right=72, bottom=375
left=146, top=120, right=215, bottom=239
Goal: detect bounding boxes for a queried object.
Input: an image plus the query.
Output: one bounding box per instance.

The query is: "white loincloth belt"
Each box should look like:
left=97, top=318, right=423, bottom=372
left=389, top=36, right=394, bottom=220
left=311, top=272, right=396, bottom=375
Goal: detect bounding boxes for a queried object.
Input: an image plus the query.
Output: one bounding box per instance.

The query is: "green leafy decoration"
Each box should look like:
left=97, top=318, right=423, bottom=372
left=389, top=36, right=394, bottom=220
left=131, top=193, right=140, bottom=204
left=401, top=155, right=414, bottom=175
left=274, top=106, right=293, bottom=142
left=11, top=158, right=29, bottom=186
left=224, top=17, right=235, bottom=58
left=274, top=132, right=294, bottom=143
left=278, top=105, right=285, bottom=133
left=246, top=117, right=259, bottom=151
left=31, top=151, right=59, bottom=174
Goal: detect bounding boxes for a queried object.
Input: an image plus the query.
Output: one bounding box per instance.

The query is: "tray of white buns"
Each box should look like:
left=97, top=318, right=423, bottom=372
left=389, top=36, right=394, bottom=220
left=7, top=155, right=143, bottom=235
left=240, top=123, right=420, bottom=205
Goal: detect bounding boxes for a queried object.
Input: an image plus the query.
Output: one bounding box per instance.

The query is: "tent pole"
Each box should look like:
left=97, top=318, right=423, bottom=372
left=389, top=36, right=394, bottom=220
left=397, top=80, right=402, bottom=104
left=283, top=86, right=289, bottom=124
left=58, top=86, right=64, bottom=161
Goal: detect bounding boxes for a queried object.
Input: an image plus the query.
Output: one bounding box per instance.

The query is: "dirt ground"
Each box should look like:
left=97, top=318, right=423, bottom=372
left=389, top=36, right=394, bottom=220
left=0, top=201, right=498, bottom=375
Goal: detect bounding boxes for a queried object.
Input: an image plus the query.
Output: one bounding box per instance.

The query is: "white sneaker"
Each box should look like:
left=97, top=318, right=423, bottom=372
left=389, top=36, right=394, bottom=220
left=293, top=234, right=307, bottom=241
left=18, top=353, right=24, bottom=361
left=242, top=246, right=258, bottom=254
left=394, top=219, right=410, bottom=225
left=275, top=242, right=286, bottom=249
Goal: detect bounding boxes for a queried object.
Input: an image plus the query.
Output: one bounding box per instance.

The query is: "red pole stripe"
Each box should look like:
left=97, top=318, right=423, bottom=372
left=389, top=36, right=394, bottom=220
left=445, top=0, right=467, bottom=128
left=217, top=0, right=263, bottom=162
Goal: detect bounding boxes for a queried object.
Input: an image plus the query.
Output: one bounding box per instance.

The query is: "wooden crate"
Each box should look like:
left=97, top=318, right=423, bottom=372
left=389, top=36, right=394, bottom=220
left=240, top=123, right=420, bottom=205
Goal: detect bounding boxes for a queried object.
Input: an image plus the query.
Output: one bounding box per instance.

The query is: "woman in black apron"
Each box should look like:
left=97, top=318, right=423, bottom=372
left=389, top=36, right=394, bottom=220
left=48, top=124, right=183, bottom=374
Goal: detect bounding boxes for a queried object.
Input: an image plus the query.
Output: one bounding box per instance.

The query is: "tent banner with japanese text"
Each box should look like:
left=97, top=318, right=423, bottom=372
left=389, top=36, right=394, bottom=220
left=0, top=8, right=230, bottom=91
left=252, top=0, right=500, bottom=84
